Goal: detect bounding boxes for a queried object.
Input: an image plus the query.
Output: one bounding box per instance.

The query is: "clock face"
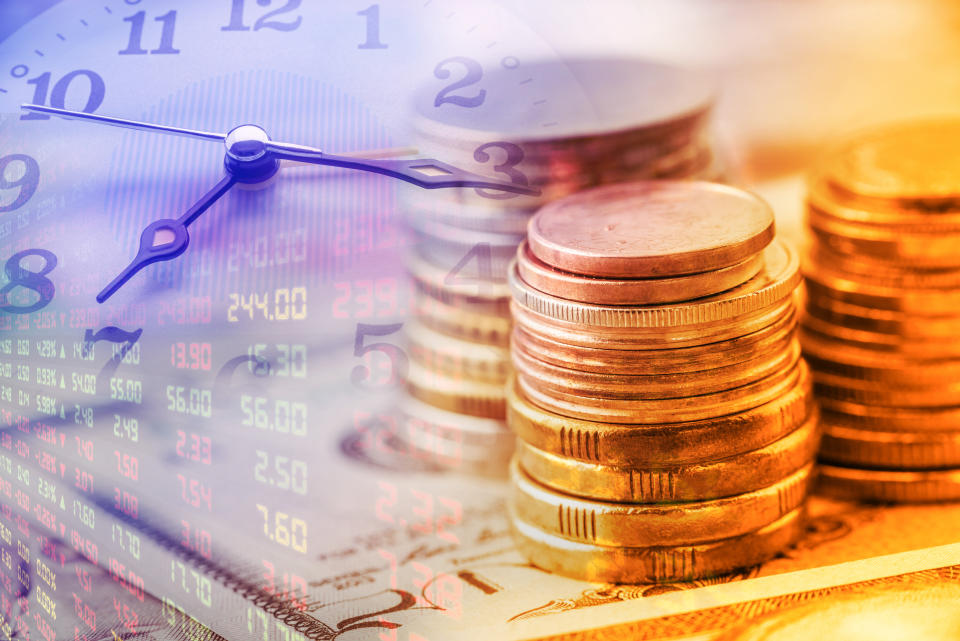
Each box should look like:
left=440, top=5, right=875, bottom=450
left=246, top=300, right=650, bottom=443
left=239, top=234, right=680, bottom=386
left=0, top=1, right=588, bottom=637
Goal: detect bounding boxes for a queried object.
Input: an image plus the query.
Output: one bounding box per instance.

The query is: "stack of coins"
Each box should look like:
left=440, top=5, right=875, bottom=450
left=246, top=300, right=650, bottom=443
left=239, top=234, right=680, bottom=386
left=802, top=119, right=960, bottom=502
left=507, top=181, right=819, bottom=583
left=398, top=58, right=719, bottom=474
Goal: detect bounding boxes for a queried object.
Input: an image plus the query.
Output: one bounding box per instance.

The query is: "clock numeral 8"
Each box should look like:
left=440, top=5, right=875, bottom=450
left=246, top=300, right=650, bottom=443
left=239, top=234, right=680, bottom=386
left=0, top=249, right=57, bottom=315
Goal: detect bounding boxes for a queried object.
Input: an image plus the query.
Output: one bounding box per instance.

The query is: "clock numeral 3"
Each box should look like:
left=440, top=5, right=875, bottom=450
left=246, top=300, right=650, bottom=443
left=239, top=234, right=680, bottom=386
left=222, top=0, right=303, bottom=33
left=0, top=249, right=57, bottom=315
left=0, top=154, right=40, bottom=213
left=473, top=141, right=529, bottom=200
left=119, top=10, right=181, bottom=55
left=20, top=70, right=106, bottom=121
left=434, top=57, right=486, bottom=108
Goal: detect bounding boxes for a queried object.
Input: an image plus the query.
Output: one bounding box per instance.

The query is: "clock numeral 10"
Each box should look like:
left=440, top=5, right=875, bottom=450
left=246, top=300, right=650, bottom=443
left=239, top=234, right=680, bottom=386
left=119, top=10, right=181, bottom=55
left=19, top=70, right=106, bottom=121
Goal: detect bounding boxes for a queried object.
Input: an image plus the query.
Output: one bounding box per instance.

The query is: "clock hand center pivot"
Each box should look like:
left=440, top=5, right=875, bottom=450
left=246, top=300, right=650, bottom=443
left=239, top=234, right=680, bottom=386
left=223, top=124, right=280, bottom=184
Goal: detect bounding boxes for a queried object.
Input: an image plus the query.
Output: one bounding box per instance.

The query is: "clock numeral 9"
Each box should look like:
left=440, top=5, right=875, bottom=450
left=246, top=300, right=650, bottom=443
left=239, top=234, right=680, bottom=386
left=0, top=249, right=56, bottom=315
left=434, top=57, right=486, bottom=108
left=222, top=0, right=302, bottom=32
left=120, top=10, right=180, bottom=55
left=473, top=141, right=529, bottom=199
left=20, top=70, right=106, bottom=121
left=0, top=154, right=39, bottom=213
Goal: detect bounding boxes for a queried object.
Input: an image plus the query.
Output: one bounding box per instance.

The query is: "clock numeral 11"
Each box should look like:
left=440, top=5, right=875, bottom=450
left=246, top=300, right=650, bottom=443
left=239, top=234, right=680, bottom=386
left=119, top=10, right=181, bottom=55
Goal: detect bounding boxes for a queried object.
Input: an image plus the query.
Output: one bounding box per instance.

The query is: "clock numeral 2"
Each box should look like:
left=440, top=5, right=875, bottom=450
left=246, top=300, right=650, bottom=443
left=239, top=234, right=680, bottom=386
left=20, top=70, right=106, bottom=121
left=120, top=10, right=180, bottom=55
left=222, top=0, right=302, bottom=32
left=434, top=57, right=486, bottom=108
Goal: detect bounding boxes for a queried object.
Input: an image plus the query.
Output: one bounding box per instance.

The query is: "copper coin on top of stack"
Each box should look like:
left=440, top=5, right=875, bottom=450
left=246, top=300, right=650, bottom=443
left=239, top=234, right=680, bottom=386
left=802, top=119, right=960, bottom=502
left=397, top=58, right=720, bottom=475
left=508, top=181, right=819, bottom=584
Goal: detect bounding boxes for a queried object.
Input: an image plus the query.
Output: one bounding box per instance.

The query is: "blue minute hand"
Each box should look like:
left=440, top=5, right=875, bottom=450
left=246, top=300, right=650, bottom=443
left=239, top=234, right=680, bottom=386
left=97, top=175, right=236, bottom=303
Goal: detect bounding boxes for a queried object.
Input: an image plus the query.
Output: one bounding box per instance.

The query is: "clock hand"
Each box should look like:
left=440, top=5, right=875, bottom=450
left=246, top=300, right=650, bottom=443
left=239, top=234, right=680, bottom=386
left=21, top=105, right=538, bottom=194
left=267, top=140, right=540, bottom=195
left=21, top=104, right=225, bottom=143
left=97, top=175, right=236, bottom=303
left=19, top=104, right=417, bottom=159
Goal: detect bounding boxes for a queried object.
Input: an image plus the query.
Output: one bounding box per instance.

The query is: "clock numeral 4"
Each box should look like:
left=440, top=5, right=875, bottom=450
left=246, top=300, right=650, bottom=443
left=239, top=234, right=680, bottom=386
left=119, top=10, right=181, bottom=55
left=20, top=70, right=106, bottom=121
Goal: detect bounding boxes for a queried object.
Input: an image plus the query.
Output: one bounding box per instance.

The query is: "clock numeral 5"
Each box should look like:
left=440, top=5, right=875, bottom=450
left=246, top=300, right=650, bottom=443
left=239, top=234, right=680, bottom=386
left=20, top=70, right=106, bottom=121
left=222, top=0, right=303, bottom=33
left=120, top=10, right=180, bottom=56
left=352, top=322, right=407, bottom=389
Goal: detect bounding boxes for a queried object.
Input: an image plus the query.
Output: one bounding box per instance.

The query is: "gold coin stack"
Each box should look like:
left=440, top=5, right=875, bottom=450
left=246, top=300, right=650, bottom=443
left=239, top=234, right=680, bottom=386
left=398, top=58, right=718, bottom=474
left=802, top=119, right=960, bottom=502
left=507, top=181, right=820, bottom=583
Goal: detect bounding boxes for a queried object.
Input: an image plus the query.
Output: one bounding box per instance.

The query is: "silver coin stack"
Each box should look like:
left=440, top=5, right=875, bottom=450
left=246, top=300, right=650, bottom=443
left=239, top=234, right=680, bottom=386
left=398, top=57, right=719, bottom=475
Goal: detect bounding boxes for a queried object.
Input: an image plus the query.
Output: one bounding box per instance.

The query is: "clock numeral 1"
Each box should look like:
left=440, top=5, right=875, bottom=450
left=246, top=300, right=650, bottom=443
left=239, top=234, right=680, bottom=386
left=119, top=10, right=181, bottom=55
left=19, top=70, right=106, bottom=121
left=357, top=5, right=388, bottom=50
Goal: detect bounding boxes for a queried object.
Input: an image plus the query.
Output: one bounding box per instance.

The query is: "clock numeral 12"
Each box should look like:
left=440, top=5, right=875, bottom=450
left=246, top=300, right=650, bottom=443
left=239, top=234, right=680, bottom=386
left=221, top=0, right=303, bottom=32
left=119, top=10, right=181, bottom=55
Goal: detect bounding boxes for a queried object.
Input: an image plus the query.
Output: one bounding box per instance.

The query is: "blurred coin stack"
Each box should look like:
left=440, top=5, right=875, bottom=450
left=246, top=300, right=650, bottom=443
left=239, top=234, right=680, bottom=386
left=398, top=58, right=719, bottom=474
left=507, top=181, right=820, bottom=583
left=802, top=120, right=960, bottom=502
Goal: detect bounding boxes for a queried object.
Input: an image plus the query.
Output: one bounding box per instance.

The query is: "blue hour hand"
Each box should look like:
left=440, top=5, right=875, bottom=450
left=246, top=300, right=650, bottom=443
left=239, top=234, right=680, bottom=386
left=97, top=175, right=236, bottom=303
left=266, top=141, right=541, bottom=196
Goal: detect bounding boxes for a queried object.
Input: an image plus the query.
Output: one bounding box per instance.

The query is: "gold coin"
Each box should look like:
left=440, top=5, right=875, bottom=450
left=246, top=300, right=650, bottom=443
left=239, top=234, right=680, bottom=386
left=801, top=330, right=960, bottom=383
left=516, top=241, right=765, bottom=306
left=511, top=307, right=796, bottom=374
left=517, top=358, right=803, bottom=424
left=804, top=293, right=960, bottom=339
left=819, top=119, right=960, bottom=208
left=510, top=505, right=805, bottom=584
left=527, top=181, right=774, bottom=278
left=820, top=400, right=960, bottom=432
left=517, top=410, right=820, bottom=503
left=800, top=318, right=960, bottom=358
left=510, top=458, right=812, bottom=547
left=820, top=420, right=960, bottom=470
left=804, top=265, right=960, bottom=315
left=405, top=360, right=505, bottom=419
left=813, top=370, right=960, bottom=408
left=807, top=245, right=960, bottom=290
left=512, top=337, right=801, bottom=400
left=807, top=209, right=960, bottom=268
left=406, top=319, right=509, bottom=384
left=506, top=371, right=814, bottom=467
left=808, top=175, right=960, bottom=227
left=512, top=297, right=795, bottom=350
left=415, top=291, right=510, bottom=347
left=818, top=464, right=960, bottom=503
left=509, top=241, right=799, bottom=328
